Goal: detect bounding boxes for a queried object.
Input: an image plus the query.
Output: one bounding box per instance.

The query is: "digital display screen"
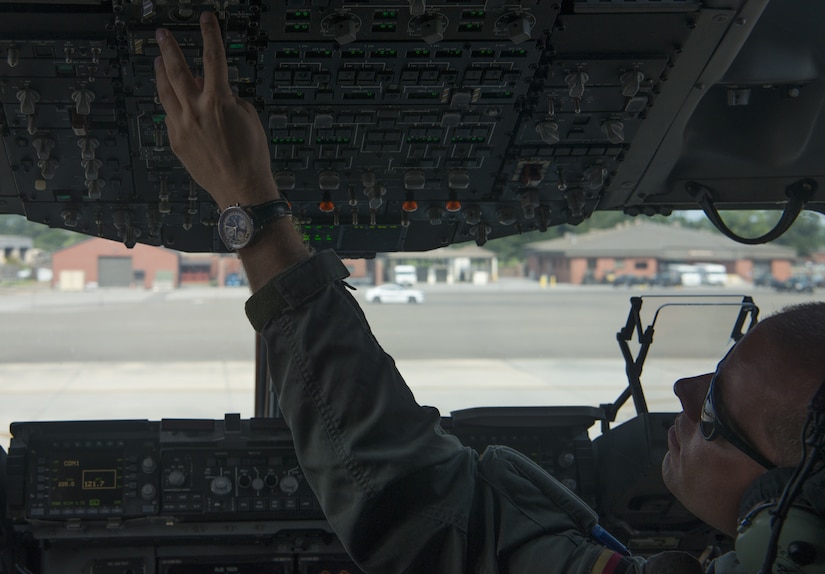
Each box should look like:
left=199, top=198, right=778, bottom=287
left=49, top=452, right=124, bottom=509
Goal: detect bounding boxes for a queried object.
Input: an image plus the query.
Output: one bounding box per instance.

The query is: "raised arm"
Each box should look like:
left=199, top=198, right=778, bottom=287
left=154, top=10, right=308, bottom=290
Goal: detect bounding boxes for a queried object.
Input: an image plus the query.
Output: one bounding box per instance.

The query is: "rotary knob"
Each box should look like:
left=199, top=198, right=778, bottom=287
left=210, top=476, right=233, bottom=496
left=140, top=483, right=157, bottom=501
left=167, top=470, right=186, bottom=487
left=279, top=475, right=300, bottom=495
left=141, top=457, right=157, bottom=474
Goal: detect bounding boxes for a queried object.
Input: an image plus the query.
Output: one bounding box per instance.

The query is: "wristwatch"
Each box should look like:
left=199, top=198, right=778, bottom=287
left=217, top=198, right=292, bottom=250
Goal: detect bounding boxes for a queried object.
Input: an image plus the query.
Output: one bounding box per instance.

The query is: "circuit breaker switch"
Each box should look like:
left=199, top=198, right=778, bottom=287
left=7, top=45, right=19, bottom=68
left=365, top=185, right=386, bottom=209
left=520, top=189, right=539, bottom=219
left=409, top=0, right=425, bottom=16
left=77, top=136, right=99, bottom=160
left=427, top=205, right=445, bottom=225
left=565, top=71, right=589, bottom=100
left=82, top=158, right=103, bottom=181
left=32, top=137, right=55, bottom=161
left=520, top=163, right=544, bottom=187
left=463, top=205, right=482, bottom=226
left=404, top=170, right=426, bottom=190
left=71, top=87, right=95, bottom=116
left=469, top=223, right=491, bottom=246
left=86, top=178, right=106, bottom=200
left=448, top=169, right=470, bottom=189
left=16, top=88, right=39, bottom=116
left=319, top=170, right=340, bottom=190
left=274, top=171, right=296, bottom=191
left=584, top=165, right=608, bottom=191
left=536, top=121, right=560, bottom=145
left=38, top=158, right=57, bottom=180
left=61, top=209, right=80, bottom=228
left=362, top=171, right=376, bottom=188
left=620, top=70, right=644, bottom=97
left=601, top=120, right=625, bottom=144
left=496, top=207, right=516, bottom=226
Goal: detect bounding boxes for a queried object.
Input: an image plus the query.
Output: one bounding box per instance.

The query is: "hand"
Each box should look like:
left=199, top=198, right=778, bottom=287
left=154, top=11, right=278, bottom=210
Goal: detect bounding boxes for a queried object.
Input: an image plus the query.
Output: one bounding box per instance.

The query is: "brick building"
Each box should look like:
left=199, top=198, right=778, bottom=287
left=525, top=221, right=796, bottom=285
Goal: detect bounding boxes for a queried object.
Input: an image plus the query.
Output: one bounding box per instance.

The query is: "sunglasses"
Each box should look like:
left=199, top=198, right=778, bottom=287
left=700, top=363, right=776, bottom=470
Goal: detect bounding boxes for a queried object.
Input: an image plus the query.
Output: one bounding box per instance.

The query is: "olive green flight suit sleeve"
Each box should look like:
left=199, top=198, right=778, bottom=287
left=245, top=250, right=702, bottom=574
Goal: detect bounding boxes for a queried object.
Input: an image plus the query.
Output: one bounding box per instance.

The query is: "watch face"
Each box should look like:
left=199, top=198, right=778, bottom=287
left=218, top=206, right=254, bottom=250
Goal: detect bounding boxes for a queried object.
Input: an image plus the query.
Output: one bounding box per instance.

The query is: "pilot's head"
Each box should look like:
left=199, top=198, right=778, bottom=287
left=661, top=301, right=825, bottom=536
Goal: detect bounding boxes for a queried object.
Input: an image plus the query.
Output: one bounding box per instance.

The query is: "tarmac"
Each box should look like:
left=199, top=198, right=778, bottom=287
left=0, top=278, right=809, bottom=447
left=0, top=355, right=707, bottom=447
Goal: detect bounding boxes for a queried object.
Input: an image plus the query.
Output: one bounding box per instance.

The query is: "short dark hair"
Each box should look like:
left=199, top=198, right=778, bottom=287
left=757, top=301, right=825, bottom=465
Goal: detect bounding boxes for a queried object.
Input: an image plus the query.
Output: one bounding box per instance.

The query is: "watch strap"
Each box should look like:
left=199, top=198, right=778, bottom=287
left=248, top=198, right=292, bottom=230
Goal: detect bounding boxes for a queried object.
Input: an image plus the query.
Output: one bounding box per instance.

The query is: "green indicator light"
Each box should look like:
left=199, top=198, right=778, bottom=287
left=228, top=43, right=245, bottom=50
left=316, top=137, right=351, bottom=144
left=152, top=114, right=166, bottom=122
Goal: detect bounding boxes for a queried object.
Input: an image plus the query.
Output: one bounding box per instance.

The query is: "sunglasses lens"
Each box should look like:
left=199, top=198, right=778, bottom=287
left=700, top=386, right=716, bottom=440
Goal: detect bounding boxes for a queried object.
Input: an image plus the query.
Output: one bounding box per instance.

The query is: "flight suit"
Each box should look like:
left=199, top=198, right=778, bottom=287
left=244, top=250, right=729, bottom=574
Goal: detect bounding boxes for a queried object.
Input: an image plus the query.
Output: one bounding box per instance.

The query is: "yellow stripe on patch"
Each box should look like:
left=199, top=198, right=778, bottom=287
left=591, top=549, right=615, bottom=574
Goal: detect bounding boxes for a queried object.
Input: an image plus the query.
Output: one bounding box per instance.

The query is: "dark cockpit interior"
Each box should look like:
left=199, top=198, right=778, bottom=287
left=1, top=1, right=823, bottom=572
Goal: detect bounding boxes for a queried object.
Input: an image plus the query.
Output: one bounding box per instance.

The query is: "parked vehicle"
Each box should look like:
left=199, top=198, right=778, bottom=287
left=393, top=265, right=417, bottom=286
left=649, top=271, right=682, bottom=287
left=773, top=276, right=815, bottom=294
left=365, top=283, right=424, bottom=304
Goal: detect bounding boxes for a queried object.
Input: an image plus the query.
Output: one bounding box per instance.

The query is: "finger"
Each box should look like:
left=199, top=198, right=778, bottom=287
left=154, top=56, right=182, bottom=118
left=194, top=76, right=204, bottom=91
left=155, top=27, right=200, bottom=104
left=199, top=11, right=232, bottom=96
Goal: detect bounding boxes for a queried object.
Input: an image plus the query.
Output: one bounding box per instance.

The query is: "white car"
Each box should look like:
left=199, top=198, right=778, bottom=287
left=365, top=283, right=424, bottom=304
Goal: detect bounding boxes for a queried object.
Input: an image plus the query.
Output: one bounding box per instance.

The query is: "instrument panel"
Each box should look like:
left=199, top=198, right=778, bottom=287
left=3, top=0, right=819, bottom=257
left=2, top=409, right=708, bottom=573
